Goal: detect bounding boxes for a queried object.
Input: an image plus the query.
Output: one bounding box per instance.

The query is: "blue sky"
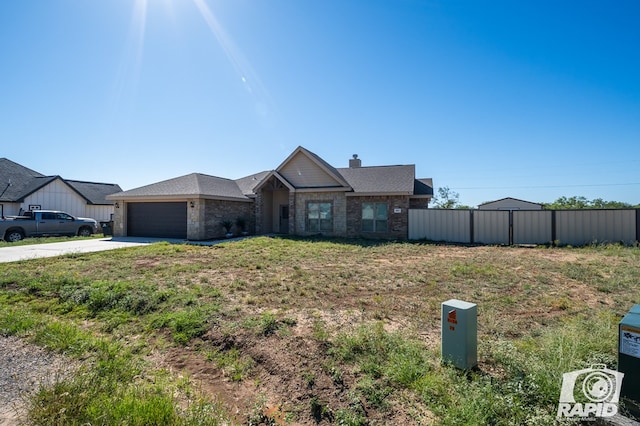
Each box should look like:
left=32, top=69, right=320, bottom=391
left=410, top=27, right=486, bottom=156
left=1, top=0, right=638, bottom=207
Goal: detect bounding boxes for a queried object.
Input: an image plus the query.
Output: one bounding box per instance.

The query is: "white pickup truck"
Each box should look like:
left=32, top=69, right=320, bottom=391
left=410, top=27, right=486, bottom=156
left=0, top=210, right=99, bottom=242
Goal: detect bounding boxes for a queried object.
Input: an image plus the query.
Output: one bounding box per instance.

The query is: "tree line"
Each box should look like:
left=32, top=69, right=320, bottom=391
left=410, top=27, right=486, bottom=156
left=543, top=196, right=639, bottom=210
left=432, top=187, right=640, bottom=209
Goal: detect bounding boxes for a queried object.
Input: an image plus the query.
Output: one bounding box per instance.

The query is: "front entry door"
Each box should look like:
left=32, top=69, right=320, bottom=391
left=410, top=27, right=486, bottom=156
left=279, top=205, right=289, bottom=234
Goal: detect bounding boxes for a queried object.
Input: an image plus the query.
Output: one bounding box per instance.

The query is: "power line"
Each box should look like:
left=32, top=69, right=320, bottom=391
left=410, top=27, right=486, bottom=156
left=453, top=182, right=640, bottom=190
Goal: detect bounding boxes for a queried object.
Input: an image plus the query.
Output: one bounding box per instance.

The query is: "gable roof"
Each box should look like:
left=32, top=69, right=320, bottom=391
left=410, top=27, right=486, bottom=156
left=107, top=173, right=252, bottom=202
left=0, top=158, right=122, bottom=204
left=478, top=197, right=542, bottom=207
left=66, top=180, right=123, bottom=205
left=106, top=147, right=434, bottom=201
left=0, top=158, right=45, bottom=201
left=414, top=178, right=434, bottom=196
left=276, top=146, right=351, bottom=189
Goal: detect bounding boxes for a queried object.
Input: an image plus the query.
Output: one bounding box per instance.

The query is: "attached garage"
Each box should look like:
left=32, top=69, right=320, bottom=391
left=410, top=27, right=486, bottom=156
left=108, top=173, right=259, bottom=240
left=127, top=202, right=187, bottom=239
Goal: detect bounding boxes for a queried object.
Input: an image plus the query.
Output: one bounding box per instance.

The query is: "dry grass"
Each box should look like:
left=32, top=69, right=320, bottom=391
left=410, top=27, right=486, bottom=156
left=1, top=236, right=638, bottom=424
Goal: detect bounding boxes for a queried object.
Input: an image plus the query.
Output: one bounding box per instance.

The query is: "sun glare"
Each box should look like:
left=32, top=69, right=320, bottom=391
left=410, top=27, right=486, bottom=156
left=109, top=0, right=147, bottom=113
left=113, top=0, right=273, bottom=122
left=190, top=0, right=274, bottom=120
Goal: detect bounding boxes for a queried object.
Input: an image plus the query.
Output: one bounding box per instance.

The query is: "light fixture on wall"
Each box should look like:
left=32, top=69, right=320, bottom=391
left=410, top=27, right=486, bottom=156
left=114, top=202, right=119, bottom=209
left=190, top=201, right=195, bottom=208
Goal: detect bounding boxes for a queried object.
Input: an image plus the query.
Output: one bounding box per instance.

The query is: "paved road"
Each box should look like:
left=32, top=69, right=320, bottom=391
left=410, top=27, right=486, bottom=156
left=0, top=238, right=158, bottom=263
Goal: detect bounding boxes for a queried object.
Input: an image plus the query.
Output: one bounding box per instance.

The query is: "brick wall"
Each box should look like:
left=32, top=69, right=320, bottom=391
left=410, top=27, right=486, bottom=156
left=410, top=198, right=430, bottom=209
left=203, top=199, right=254, bottom=239
left=346, top=195, right=410, bottom=239
left=255, top=192, right=264, bottom=234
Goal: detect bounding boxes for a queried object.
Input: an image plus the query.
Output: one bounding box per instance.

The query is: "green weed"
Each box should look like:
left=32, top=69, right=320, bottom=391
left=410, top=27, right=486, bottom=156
left=153, top=307, right=216, bottom=345
left=0, top=303, right=41, bottom=336
left=32, top=321, right=92, bottom=356
left=208, top=347, right=253, bottom=381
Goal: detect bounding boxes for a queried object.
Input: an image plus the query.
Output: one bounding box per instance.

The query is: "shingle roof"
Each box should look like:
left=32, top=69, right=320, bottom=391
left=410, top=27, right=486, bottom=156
left=106, top=148, right=433, bottom=200
left=235, top=171, right=270, bottom=196
left=66, top=180, right=123, bottom=205
left=15, top=176, right=59, bottom=200
left=108, top=173, right=250, bottom=200
left=0, top=158, right=122, bottom=204
left=337, top=165, right=416, bottom=194
left=414, top=178, right=434, bottom=196
left=0, top=158, right=45, bottom=201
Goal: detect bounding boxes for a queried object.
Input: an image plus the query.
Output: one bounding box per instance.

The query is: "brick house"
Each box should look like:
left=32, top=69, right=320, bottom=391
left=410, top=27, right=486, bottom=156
left=107, top=147, right=433, bottom=240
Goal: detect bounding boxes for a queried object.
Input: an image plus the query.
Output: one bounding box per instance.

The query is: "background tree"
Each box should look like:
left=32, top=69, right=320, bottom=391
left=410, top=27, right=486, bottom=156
left=432, top=186, right=460, bottom=209
left=545, top=196, right=638, bottom=209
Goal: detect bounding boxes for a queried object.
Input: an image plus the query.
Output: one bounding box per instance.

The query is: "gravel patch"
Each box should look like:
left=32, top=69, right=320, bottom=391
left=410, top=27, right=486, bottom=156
left=0, top=336, right=74, bottom=426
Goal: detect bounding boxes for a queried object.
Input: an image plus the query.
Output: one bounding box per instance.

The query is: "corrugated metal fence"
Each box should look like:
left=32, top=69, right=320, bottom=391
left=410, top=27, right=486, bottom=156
left=409, top=209, right=640, bottom=246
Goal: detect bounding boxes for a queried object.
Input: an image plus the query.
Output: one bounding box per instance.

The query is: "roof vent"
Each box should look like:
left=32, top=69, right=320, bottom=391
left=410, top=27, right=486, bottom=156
left=349, top=154, right=361, bottom=168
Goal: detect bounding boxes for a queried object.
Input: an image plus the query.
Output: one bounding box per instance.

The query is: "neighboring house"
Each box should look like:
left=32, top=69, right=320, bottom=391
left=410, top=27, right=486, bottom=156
left=0, top=158, right=122, bottom=221
left=107, top=146, right=433, bottom=240
left=478, top=197, right=543, bottom=211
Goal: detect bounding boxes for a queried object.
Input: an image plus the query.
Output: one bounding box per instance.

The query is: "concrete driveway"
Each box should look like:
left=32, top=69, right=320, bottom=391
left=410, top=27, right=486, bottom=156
left=0, top=237, right=157, bottom=263
left=0, top=236, right=248, bottom=263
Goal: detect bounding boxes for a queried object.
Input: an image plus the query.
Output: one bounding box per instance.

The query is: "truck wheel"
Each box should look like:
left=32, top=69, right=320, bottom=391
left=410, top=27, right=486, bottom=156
left=78, top=227, right=92, bottom=237
left=5, top=230, right=24, bottom=242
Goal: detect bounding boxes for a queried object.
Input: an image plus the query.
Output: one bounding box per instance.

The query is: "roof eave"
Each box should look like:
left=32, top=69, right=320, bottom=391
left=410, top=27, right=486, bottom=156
left=108, top=194, right=252, bottom=203
left=346, top=191, right=414, bottom=197
left=253, top=171, right=297, bottom=193
left=295, top=187, right=351, bottom=193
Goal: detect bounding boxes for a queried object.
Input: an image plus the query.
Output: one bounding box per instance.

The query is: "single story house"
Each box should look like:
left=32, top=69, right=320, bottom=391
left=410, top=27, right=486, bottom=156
left=107, top=146, right=433, bottom=240
left=478, top=197, right=543, bottom=211
left=0, top=158, right=122, bottom=221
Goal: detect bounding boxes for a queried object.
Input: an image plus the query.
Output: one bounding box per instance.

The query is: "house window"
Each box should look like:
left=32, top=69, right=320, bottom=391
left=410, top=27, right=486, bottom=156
left=307, top=202, right=333, bottom=232
left=362, top=203, right=388, bottom=232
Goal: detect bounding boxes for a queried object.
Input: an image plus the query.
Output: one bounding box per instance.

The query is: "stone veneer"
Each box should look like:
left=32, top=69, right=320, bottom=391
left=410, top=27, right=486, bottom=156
left=111, top=200, right=126, bottom=237
left=294, top=191, right=348, bottom=237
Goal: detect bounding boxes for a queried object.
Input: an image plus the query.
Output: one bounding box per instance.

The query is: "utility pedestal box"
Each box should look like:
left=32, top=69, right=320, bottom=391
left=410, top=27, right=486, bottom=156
left=441, top=299, right=477, bottom=370
left=619, top=304, right=640, bottom=418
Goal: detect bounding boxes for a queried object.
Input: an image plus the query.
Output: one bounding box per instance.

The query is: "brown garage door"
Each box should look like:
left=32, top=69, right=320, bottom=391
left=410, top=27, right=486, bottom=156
left=127, top=202, right=187, bottom=239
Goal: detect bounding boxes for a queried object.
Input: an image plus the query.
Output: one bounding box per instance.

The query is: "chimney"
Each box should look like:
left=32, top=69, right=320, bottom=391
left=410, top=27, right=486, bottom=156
left=349, top=154, right=361, bottom=168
